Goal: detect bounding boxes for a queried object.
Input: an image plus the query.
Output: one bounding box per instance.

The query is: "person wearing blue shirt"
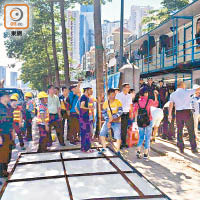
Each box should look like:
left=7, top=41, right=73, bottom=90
left=0, top=92, right=14, bottom=182
left=67, top=84, right=80, bottom=145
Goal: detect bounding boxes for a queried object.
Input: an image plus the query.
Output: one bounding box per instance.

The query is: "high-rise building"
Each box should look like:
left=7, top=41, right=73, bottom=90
left=0, top=66, right=6, bottom=83
left=128, top=5, right=153, bottom=37
left=80, top=5, right=94, bottom=63
left=66, top=10, right=80, bottom=68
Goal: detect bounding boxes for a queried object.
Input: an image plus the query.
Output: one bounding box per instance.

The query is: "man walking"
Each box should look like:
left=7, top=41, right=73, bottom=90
left=47, top=85, right=65, bottom=146
left=0, top=92, right=14, bottom=181
left=169, top=81, right=200, bottom=153
left=116, top=83, right=132, bottom=148
left=99, top=88, right=123, bottom=155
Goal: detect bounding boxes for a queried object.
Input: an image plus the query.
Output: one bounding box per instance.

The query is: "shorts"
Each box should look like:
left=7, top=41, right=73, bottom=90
left=100, top=122, right=121, bottom=140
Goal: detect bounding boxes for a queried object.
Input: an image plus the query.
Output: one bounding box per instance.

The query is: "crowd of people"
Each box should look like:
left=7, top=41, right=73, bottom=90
left=0, top=78, right=200, bottom=185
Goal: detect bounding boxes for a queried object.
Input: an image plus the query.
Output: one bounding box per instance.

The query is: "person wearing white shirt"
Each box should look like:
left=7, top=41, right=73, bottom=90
left=191, top=90, right=200, bottom=136
left=116, top=83, right=132, bottom=148
left=169, top=81, right=200, bottom=153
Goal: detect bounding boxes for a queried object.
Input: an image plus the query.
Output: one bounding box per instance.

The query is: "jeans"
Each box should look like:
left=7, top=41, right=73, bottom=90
left=137, top=121, right=153, bottom=149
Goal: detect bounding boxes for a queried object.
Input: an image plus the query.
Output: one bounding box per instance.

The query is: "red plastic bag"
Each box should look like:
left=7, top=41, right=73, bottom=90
left=126, top=122, right=139, bottom=147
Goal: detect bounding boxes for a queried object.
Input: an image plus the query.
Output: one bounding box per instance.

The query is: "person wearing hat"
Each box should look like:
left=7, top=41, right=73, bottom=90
left=47, top=85, right=65, bottom=147
left=10, top=95, right=26, bottom=150
left=24, top=92, right=35, bottom=141
left=0, top=92, right=15, bottom=180
left=67, top=84, right=80, bottom=145
left=37, top=92, right=50, bottom=152
left=146, top=77, right=157, bottom=100
left=79, top=83, right=94, bottom=152
left=158, top=80, right=168, bottom=108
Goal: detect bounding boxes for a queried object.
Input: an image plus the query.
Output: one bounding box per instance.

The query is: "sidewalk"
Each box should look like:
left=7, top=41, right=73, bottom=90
left=120, top=140, right=200, bottom=200
left=1, top=120, right=200, bottom=200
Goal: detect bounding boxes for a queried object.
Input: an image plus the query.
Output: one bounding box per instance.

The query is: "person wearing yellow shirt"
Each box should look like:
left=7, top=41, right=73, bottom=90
left=99, top=88, right=123, bottom=155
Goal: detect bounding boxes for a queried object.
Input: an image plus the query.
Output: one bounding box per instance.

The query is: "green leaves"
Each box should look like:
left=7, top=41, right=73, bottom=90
left=142, top=0, right=189, bottom=32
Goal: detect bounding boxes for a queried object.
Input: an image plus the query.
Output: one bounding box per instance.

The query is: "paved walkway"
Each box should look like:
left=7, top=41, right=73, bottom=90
left=1, top=119, right=200, bottom=200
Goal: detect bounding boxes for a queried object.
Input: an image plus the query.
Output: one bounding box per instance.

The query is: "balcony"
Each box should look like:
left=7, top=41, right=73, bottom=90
left=132, top=36, right=200, bottom=76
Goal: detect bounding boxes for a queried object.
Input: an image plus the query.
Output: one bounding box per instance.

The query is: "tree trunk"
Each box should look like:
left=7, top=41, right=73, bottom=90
left=60, top=0, right=70, bottom=87
left=94, top=0, right=104, bottom=136
left=41, top=30, right=53, bottom=85
left=50, top=2, right=60, bottom=88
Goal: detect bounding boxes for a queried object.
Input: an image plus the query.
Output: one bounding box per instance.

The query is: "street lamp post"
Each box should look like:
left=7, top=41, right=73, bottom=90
left=119, top=0, right=124, bottom=69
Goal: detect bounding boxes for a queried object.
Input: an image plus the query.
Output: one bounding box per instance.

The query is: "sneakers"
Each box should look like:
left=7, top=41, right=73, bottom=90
left=136, top=151, right=149, bottom=159
left=191, top=149, right=198, bottom=154
left=21, top=147, right=26, bottom=151
left=116, top=151, right=122, bottom=157
left=136, top=151, right=142, bottom=159
left=98, top=148, right=106, bottom=155
left=143, top=153, right=149, bottom=160
left=60, top=143, right=66, bottom=147
left=69, top=142, right=77, bottom=146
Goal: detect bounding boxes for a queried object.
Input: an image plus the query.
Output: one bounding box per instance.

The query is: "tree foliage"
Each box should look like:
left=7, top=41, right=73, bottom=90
left=161, top=0, right=189, bottom=14
left=3, top=0, right=112, bottom=90
left=142, top=0, right=190, bottom=33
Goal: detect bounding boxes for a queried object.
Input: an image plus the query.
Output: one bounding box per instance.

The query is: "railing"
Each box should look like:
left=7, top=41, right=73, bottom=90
left=137, top=36, right=200, bottom=74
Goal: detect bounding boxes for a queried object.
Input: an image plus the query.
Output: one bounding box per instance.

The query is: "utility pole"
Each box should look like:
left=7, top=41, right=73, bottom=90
left=119, top=0, right=124, bottom=69
left=94, top=0, right=104, bottom=136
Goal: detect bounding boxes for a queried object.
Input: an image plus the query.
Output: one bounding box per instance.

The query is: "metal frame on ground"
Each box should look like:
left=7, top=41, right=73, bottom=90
left=0, top=146, right=171, bottom=200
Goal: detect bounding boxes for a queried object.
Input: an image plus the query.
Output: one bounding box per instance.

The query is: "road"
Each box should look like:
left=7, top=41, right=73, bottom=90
left=0, top=119, right=200, bottom=200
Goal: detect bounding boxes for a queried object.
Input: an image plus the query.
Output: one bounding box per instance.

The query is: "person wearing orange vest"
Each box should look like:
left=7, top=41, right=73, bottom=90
left=10, top=95, right=26, bottom=150
left=37, top=92, right=50, bottom=152
left=25, top=92, right=35, bottom=141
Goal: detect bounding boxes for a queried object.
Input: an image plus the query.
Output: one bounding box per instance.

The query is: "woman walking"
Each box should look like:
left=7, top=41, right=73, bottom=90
left=130, top=87, right=158, bottom=159
left=79, top=83, right=94, bottom=153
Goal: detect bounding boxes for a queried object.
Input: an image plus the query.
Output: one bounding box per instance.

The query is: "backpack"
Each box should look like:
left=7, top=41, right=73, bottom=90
left=137, top=99, right=150, bottom=128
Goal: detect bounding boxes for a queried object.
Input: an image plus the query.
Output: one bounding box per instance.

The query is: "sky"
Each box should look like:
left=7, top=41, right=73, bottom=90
left=101, top=0, right=163, bottom=21
left=0, top=0, right=163, bottom=66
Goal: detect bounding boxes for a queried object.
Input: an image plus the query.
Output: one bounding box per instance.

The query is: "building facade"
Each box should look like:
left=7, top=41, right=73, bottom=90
left=80, top=5, right=94, bottom=63
left=128, top=5, right=153, bottom=37
left=125, top=0, right=200, bottom=88
left=66, top=10, right=80, bottom=68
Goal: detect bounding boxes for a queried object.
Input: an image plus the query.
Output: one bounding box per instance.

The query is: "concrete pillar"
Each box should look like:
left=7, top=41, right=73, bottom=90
left=119, top=64, right=140, bottom=92
left=192, top=69, right=200, bottom=85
